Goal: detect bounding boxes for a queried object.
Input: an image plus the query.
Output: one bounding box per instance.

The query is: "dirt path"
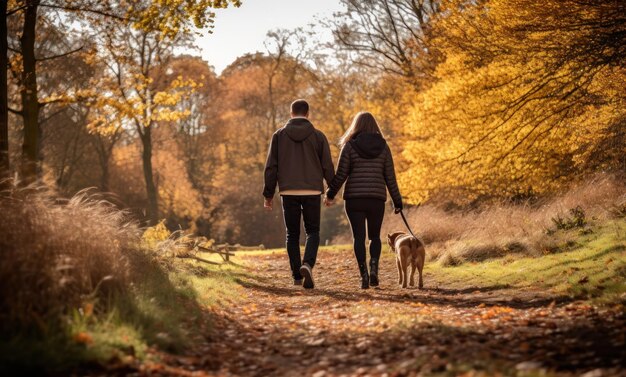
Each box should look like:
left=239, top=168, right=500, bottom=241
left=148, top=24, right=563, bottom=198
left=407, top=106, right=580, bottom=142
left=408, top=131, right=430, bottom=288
left=144, top=249, right=625, bottom=377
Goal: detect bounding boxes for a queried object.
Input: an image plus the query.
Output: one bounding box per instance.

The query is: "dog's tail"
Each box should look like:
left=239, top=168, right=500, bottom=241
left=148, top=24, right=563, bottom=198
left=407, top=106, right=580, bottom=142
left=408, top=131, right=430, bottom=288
left=411, top=237, right=422, bottom=249
left=410, top=237, right=420, bottom=250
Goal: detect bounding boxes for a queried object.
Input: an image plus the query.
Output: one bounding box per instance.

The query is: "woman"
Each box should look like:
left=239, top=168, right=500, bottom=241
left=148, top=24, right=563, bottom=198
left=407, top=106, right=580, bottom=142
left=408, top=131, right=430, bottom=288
left=325, top=112, right=402, bottom=289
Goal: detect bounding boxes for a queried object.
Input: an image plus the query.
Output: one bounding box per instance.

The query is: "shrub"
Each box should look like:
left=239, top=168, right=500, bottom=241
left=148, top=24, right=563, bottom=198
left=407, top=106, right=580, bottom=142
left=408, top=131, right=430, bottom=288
left=551, top=206, right=587, bottom=230
left=0, top=185, right=138, bottom=334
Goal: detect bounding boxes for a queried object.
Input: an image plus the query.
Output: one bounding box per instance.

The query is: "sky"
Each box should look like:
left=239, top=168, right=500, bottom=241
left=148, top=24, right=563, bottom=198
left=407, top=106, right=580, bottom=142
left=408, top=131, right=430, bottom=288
left=194, top=0, right=345, bottom=74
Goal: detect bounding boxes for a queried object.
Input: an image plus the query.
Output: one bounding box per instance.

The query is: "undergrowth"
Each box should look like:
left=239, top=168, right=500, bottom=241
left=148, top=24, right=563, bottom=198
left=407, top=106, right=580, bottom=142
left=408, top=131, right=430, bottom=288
left=380, top=174, right=626, bottom=266
left=0, top=185, right=217, bottom=374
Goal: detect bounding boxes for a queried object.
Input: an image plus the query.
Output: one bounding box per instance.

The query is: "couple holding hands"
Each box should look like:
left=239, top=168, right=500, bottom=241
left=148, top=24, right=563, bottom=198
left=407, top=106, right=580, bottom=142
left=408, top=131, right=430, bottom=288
left=263, top=99, right=403, bottom=290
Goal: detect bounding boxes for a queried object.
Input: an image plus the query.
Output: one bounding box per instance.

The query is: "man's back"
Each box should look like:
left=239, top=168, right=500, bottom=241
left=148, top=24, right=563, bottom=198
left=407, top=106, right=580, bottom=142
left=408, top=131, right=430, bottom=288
left=263, top=117, right=334, bottom=197
left=262, top=99, right=335, bottom=290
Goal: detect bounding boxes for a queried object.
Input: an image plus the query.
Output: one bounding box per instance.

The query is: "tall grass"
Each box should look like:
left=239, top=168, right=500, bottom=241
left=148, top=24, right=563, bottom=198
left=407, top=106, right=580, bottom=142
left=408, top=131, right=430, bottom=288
left=0, top=184, right=209, bottom=373
left=379, top=174, right=626, bottom=265
left=0, top=185, right=138, bottom=332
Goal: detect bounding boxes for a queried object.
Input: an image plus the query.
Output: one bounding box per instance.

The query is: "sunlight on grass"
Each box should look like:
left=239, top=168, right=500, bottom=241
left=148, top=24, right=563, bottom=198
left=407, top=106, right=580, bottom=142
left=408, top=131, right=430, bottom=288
left=80, top=251, right=250, bottom=360
left=424, top=220, right=626, bottom=303
left=184, top=254, right=248, bottom=307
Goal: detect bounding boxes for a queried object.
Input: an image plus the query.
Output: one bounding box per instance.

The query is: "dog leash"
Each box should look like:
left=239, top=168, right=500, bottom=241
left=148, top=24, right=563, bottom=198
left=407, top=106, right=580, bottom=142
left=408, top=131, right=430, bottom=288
left=399, top=209, right=418, bottom=239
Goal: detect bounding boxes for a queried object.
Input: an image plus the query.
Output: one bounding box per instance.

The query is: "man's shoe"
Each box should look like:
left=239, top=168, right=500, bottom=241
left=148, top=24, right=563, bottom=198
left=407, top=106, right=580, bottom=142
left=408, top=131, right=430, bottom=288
left=294, top=279, right=303, bottom=286
left=299, top=263, right=315, bottom=289
left=369, top=259, right=379, bottom=287
left=359, top=262, right=370, bottom=289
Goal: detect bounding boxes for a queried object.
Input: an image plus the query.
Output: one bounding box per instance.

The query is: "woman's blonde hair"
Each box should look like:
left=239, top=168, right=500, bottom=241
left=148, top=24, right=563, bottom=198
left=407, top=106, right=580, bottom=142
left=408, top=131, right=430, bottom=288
left=339, top=112, right=384, bottom=147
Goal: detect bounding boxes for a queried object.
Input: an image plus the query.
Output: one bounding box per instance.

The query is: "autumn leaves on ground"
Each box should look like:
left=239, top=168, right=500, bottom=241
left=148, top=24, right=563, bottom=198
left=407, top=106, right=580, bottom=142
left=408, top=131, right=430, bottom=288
left=197, top=244, right=625, bottom=377
left=1, top=181, right=625, bottom=376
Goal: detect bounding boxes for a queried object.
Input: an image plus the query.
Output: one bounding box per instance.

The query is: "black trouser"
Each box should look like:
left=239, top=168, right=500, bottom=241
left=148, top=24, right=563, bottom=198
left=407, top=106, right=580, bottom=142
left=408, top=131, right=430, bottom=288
left=281, top=195, right=321, bottom=280
left=345, top=199, right=385, bottom=265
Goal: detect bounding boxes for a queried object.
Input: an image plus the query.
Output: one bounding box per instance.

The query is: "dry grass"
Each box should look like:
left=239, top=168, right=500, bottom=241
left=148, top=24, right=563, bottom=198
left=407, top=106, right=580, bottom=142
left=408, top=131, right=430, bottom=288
left=0, top=184, right=138, bottom=333
left=380, top=174, right=626, bottom=265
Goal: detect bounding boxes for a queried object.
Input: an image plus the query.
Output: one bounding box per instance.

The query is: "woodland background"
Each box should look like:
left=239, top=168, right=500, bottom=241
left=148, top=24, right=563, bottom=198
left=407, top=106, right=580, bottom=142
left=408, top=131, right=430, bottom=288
left=3, top=0, right=625, bottom=248
left=1, top=1, right=625, bottom=374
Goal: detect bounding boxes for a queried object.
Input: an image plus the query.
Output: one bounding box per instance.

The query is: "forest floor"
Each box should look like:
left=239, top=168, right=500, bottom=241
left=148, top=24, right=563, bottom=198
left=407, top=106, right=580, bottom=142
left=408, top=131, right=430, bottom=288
left=116, top=222, right=626, bottom=377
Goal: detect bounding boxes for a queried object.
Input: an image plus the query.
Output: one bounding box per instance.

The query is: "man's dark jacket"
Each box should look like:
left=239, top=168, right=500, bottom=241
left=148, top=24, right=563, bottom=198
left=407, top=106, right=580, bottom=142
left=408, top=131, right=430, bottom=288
left=326, top=132, right=402, bottom=209
left=263, top=118, right=335, bottom=198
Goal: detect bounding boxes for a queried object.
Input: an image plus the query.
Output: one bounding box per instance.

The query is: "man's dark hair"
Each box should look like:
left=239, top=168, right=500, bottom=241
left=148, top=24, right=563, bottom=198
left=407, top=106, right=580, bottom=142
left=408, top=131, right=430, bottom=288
left=291, top=99, right=309, bottom=116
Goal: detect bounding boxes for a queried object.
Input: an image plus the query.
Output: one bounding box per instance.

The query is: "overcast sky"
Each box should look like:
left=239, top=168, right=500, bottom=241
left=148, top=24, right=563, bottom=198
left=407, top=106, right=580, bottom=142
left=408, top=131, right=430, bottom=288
left=194, top=0, right=345, bottom=74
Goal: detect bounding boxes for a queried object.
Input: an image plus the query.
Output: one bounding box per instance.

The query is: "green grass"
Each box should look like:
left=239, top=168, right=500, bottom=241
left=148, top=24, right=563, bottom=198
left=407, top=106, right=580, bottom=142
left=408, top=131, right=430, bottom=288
left=420, top=220, right=626, bottom=303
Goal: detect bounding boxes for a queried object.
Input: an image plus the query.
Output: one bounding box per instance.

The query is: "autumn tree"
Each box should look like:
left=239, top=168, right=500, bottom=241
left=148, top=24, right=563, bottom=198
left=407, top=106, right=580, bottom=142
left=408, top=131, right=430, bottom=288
left=153, top=55, right=225, bottom=231
left=399, top=0, right=626, bottom=203
left=92, top=26, right=186, bottom=224
left=159, top=57, right=223, bottom=187
left=87, top=104, right=125, bottom=192
left=85, top=1, right=238, bottom=224
left=33, top=26, right=98, bottom=191
left=5, top=0, right=239, bottom=192
left=6, top=1, right=124, bottom=184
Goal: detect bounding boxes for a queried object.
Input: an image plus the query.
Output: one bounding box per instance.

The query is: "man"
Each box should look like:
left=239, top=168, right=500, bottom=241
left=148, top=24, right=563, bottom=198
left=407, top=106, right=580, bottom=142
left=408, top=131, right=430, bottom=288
left=263, top=99, right=335, bottom=289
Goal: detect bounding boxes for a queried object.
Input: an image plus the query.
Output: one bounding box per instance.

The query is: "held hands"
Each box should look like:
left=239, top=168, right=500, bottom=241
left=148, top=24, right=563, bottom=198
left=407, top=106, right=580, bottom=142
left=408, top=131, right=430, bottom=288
left=323, top=196, right=335, bottom=207
left=264, top=198, right=273, bottom=211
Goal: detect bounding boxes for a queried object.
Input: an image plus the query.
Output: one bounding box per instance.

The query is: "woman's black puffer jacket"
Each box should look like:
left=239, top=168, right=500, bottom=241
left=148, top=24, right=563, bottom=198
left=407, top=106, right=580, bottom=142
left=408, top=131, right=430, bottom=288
left=326, top=133, right=402, bottom=209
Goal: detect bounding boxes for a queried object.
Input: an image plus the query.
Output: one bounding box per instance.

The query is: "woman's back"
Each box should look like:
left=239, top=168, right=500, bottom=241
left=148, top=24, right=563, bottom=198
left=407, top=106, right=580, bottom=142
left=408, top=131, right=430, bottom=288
left=325, top=111, right=403, bottom=289
left=327, top=132, right=402, bottom=208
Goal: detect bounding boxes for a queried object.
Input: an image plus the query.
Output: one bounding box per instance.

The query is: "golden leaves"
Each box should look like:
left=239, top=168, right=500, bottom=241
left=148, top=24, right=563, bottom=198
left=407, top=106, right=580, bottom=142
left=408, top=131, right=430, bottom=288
left=397, top=0, right=625, bottom=204
left=128, top=0, right=240, bottom=39
left=142, top=220, right=171, bottom=247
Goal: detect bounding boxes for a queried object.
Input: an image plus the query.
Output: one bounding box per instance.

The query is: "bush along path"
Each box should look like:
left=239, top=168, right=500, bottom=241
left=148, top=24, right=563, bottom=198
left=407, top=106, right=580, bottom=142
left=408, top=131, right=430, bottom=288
left=128, top=231, right=626, bottom=377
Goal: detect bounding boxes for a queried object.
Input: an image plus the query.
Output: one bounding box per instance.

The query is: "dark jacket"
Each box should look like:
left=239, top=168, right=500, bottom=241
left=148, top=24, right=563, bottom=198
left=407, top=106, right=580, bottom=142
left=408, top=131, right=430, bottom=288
left=263, top=118, right=335, bottom=198
left=326, top=133, right=402, bottom=209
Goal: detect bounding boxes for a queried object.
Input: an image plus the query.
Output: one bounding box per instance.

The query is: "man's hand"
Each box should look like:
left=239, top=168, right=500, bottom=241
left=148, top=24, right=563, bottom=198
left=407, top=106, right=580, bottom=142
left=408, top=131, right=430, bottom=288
left=324, top=197, right=335, bottom=207
left=264, top=198, right=273, bottom=211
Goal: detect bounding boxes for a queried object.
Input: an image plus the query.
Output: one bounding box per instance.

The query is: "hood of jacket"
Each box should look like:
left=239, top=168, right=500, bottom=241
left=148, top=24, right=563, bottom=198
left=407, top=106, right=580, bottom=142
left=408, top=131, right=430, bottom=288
left=350, top=132, right=387, bottom=159
left=283, top=117, right=315, bottom=142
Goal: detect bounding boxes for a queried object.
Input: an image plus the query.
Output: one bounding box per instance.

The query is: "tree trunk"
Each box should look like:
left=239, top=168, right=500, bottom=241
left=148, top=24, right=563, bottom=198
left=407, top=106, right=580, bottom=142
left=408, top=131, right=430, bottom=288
left=20, top=0, right=41, bottom=185
left=140, top=126, right=159, bottom=225
left=94, top=137, right=111, bottom=192
left=0, top=0, right=9, bottom=178
left=100, top=157, right=110, bottom=192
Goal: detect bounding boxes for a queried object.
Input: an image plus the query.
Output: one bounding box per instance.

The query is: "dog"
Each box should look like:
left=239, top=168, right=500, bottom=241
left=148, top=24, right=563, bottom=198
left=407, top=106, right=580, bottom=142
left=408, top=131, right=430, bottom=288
left=387, top=231, right=426, bottom=289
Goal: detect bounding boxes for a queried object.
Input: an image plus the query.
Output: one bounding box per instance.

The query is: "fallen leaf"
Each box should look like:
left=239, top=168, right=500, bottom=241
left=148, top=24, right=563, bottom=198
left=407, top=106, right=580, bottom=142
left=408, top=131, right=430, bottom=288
left=73, top=331, right=93, bottom=345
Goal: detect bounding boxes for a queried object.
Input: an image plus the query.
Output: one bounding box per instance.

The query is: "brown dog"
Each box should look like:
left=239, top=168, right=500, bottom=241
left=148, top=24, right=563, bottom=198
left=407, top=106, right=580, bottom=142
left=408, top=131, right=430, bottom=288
left=387, top=232, right=426, bottom=289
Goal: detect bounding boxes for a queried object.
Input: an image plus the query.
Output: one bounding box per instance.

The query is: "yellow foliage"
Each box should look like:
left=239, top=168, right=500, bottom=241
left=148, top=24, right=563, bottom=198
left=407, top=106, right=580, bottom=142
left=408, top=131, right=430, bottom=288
left=397, top=0, right=625, bottom=203
left=142, top=220, right=171, bottom=247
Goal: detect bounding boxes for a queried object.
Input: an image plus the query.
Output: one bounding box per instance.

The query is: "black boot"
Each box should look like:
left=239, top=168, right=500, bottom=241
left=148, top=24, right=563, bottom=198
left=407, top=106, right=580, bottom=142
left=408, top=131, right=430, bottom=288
left=369, top=259, right=379, bottom=287
left=358, top=262, right=369, bottom=289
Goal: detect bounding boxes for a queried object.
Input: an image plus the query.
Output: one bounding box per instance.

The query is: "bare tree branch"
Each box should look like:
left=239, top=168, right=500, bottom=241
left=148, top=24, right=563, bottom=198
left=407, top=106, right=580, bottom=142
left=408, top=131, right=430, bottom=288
left=8, top=106, right=22, bottom=115
left=6, top=5, right=27, bottom=16
left=38, top=3, right=127, bottom=21
left=37, top=46, right=83, bottom=61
